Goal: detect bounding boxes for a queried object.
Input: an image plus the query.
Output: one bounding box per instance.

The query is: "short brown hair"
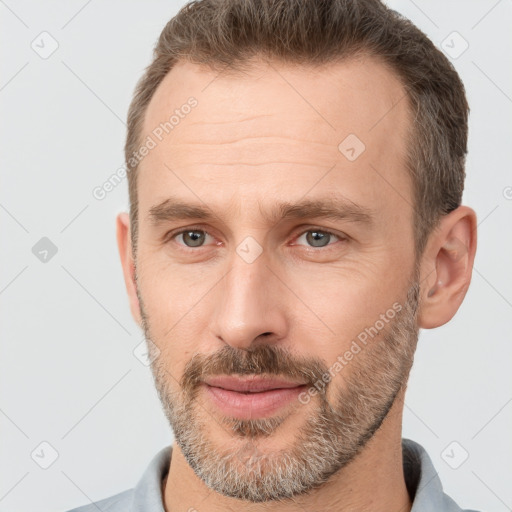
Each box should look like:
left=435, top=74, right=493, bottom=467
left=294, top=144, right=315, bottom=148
left=125, top=0, right=469, bottom=257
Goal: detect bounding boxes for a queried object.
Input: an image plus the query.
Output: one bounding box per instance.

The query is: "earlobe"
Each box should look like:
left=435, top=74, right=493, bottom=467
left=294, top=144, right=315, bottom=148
left=417, top=206, right=477, bottom=329
left=116, top=212, right=142, bottom=327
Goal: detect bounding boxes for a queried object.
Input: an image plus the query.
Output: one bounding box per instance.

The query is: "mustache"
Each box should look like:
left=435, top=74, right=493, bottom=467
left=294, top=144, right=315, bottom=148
left=180, top=344, right=329, bottom=397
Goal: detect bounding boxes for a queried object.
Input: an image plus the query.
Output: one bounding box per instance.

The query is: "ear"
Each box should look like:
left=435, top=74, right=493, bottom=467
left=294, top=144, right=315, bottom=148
left=417, top=205, right=477, bottom=329
left=116, top=212, right=142, bottom=327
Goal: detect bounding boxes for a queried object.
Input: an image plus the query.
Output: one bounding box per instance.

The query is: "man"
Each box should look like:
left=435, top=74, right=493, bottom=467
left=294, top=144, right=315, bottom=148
left=68, top=0, right=480, bottom=510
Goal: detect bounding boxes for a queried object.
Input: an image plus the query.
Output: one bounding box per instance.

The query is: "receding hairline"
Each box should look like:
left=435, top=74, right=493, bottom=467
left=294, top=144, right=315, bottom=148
left=138, top=51, right=412, bottom=151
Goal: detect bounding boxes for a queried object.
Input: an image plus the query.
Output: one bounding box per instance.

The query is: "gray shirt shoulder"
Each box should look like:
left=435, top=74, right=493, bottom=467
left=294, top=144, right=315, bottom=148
left=65, top=488, right=134, bottom=512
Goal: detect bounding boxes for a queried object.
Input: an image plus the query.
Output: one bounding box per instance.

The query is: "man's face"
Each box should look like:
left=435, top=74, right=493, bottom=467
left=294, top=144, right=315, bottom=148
left=133, top=56, right=419, bottom=501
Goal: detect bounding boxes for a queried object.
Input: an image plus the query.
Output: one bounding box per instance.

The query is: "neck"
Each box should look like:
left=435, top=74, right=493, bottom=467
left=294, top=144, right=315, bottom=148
left=162, top=391, right=411, bottom=512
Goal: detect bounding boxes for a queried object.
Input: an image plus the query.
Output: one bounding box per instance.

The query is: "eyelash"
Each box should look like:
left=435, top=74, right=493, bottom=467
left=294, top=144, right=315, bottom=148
left=165, top=225, right=346, bottom=250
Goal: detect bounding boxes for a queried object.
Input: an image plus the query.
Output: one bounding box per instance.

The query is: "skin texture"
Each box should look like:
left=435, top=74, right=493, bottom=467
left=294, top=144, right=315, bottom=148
left=117, top=55, right=477, bottom=512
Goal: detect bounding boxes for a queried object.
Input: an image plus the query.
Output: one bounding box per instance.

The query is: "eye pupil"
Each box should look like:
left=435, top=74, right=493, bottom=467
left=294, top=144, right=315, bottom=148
left=183, top=230, right=205, bottom=247
left=306, top=231, right=330, bottom=247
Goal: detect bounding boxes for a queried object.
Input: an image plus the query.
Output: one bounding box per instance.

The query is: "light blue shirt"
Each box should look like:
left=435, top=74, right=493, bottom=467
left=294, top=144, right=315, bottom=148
left=65, top=438, right=480, bottom=512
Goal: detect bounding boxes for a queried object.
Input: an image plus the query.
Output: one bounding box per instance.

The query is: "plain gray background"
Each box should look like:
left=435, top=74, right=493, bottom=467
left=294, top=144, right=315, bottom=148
left=1, top=1, right=511, bottom=511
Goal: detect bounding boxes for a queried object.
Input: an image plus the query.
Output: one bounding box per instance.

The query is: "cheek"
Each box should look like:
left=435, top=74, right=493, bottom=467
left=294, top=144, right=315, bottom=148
left=284, top=261, right=405, bottom=350
left=136, top=259, right=218, bottom=370
left=138, top=250, right=214, bottom=319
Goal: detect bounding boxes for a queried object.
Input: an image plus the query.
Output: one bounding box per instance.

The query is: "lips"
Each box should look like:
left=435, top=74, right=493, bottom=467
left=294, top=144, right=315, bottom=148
left=202, top=376, right=309, bottom=419
left=202, top=375, right=307, bottom=393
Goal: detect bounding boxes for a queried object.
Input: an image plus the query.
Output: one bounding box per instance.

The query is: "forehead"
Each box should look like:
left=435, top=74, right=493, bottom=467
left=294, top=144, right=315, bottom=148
left=138, top=56, right=412, bottom=223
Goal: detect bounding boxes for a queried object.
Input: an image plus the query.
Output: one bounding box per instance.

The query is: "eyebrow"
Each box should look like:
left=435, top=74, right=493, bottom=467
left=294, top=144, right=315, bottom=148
left=147, top=195, right=375, bottom=227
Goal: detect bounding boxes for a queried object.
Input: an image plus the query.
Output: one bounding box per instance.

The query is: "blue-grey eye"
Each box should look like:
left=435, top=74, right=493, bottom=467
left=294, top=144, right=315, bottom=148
left=297, top=230, right=339, bottom=248
left=179, top=230, right=208, bottom=247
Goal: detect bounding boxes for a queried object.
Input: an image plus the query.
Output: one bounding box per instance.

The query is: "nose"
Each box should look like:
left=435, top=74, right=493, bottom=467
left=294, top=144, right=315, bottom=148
left=210, top=251, right=289, bottom=351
